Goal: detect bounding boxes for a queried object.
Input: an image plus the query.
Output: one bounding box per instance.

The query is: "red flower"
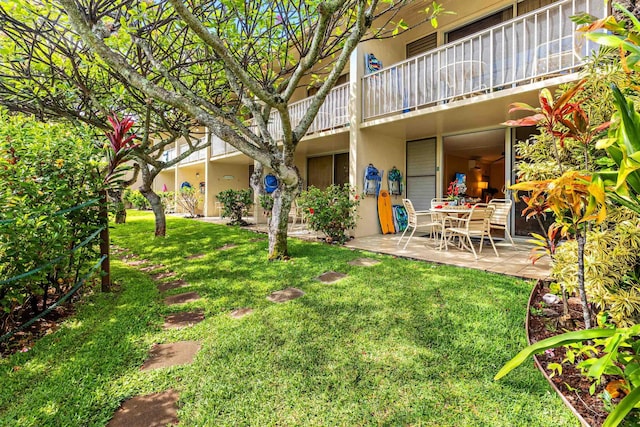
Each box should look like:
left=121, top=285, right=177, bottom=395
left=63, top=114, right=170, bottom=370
left=355, top=194, right=359, bottom=200
left=309, top=208, right=315, bottom=214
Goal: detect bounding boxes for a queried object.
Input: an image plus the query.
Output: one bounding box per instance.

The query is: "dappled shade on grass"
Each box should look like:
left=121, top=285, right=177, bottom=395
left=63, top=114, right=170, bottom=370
left=0, top=211, right=578, bottom=426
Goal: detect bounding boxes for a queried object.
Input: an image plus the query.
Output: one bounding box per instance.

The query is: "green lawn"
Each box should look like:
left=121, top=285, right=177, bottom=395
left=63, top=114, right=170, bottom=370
left=0, top=210, right=578, bottom=426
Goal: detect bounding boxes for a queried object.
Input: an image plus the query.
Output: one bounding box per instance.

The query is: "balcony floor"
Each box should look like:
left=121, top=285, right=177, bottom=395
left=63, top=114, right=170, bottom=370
left=194, top=215, right=550, bottom=281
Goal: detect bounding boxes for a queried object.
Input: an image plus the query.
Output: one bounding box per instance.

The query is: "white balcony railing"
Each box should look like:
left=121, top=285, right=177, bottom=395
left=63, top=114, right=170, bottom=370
left=211, top=133, right=239, bottom=157
left=210, top=83, right=349, bottom=158
left=161, top=147, right=176, bottom=163
left=362, top=0, right=606, bottom=121
left=266, top=82, right=350, bottom=140
left=179, top=137, right=208, bottom=164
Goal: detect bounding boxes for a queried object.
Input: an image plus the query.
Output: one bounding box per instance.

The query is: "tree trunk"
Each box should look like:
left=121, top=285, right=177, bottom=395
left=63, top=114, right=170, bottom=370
left=139, top=165, right=166, bottom=237
left=577, top=231, right=591, bottom=329
left=99, top=189, right=111, bottom=292
left=140, top=186, right=166, bottom=237
left=108, top=188, right=127, bottom=224
left=268, top=187, right=294, bottom=260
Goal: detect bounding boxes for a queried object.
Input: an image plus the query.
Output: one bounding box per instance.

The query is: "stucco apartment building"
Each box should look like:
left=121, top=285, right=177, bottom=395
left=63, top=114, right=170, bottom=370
left=153, top=0, right=607, bottom=238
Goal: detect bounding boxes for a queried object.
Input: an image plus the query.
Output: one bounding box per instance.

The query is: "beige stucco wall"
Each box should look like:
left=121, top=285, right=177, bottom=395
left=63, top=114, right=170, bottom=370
left=206, top=163, right=251, bottom=216
left=352, top=127, right=405, bottom=237
left=175, top=165, right=206, bottom=215
left=153, top=169, right=176, bottom=193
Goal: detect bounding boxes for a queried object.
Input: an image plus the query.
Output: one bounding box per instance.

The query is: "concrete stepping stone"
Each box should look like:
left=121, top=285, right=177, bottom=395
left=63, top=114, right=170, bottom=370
left=267, top=287, right=305, bottom=303
left=141, top=341, right=201, bottom=371
left=348, top=257, right=381, bottom=267
left=126, top=259, right=149, bottom=266
left=163, top=311, right=205, bottom=330
left=158, top=279, right=190, bottom=293
left=316, top=271, right=347, bottom=283
left=164, top=292, right=200, bottom=306
left=217, top=243, right=237, bottom=251
left=185, top=253, right=205, bottom=260
left=151, top=271, right=177, bottom=281
left=229, top=308, right=254, bottom=319
left=139, top=264, right=164, bottom=273
left=107, top=389, right=179, bottom=427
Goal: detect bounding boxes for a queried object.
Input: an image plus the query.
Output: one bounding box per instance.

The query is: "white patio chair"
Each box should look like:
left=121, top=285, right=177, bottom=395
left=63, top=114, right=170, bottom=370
left=397, top=199, right=442, bottom=250
left=488, top=198, right=515, bottom=246
left=442, top=203, right=499, bottom=259
left=288, top=200, right=306, bottom=230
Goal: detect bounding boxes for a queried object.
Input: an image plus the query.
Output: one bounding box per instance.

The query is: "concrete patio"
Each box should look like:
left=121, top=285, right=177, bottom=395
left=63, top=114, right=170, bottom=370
left=194, top=214, right=550, bottom=281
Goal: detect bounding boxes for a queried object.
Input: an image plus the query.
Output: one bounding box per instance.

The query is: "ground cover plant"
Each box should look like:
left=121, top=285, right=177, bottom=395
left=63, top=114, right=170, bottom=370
left=0, top=211, right=577, bottom=426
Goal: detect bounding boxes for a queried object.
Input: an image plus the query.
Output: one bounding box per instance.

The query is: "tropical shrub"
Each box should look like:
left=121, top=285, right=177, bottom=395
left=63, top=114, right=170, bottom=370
left=123, top=189, right=150, bottom=210
left=258, top=193, right=274, bottom=214
left=177, top=187, right=201, bottom=217
left=297, top=184, right=359, bottom=244
left=0, top=110, right=102, bottom=334
left=217, top=189, right=252, bottom=225
left=552, top=219, right=640, bottom=327
left=159, top=191, right=175, bottom=214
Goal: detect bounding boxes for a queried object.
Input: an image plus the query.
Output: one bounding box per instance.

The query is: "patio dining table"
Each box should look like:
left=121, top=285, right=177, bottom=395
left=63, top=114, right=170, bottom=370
left=429, top=204, right=473, bottom=250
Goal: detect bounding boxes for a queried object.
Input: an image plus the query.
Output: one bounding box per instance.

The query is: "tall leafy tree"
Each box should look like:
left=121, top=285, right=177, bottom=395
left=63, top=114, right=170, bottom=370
left=6, top=0, right=444, bottom=258
left=0, top=1, right=216, bottom=236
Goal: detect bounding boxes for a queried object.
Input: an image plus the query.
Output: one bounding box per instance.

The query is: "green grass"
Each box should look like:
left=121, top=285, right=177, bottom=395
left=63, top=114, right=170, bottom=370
left=0, top=210, right=578, bottom=426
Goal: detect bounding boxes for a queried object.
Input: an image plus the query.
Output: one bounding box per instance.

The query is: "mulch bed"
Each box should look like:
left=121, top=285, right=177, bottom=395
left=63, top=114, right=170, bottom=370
left=527, top=281, right=617, bottom=427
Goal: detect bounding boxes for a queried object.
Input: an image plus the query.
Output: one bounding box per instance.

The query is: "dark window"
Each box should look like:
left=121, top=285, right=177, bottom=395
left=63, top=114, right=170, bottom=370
left=307, top=152, right=349, bottom=190
left=517, top=0, right=557, bottom=16
left=406, top=33, right=437, bottom=58
left=447, top=8, right=513, bottom=43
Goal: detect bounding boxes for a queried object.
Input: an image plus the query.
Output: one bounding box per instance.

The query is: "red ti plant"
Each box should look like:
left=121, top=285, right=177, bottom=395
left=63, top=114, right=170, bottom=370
left=504, top=80, right=587, bottom=172
left=98, top=113, right=138, bottom=291
left=103, top=113, right=139, bottom=184
left=505, top=79, right=610, bottom=171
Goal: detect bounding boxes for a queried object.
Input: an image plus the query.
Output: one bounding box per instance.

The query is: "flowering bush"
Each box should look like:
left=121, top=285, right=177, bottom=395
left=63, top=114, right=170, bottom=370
left=217, top=189, right=252, bottom=225
left=0, top=110, right=102, bottom=334
left=297, top=184, right=360, bottom=244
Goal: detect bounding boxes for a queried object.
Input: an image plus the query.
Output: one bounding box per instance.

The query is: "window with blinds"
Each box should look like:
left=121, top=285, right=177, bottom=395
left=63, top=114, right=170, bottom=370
left=517, top=0, right=557, bottom=16
left=406, top=33, right=437, bottom=58
left=406, top=138, right=436, bottom=211
left=446, top=8, right=514, bottom=43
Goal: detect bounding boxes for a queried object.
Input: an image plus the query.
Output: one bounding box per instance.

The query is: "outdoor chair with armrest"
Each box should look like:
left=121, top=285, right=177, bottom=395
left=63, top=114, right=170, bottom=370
left=488, top=198, right=515, bottom=246
left=442, top=203, right=499, bottom=259
left=397, top=199, right=442, bottom=250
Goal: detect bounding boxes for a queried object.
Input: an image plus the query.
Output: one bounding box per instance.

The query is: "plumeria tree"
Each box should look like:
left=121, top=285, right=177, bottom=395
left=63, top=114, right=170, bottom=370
left=33, top=0, right=446, bottom=260
left=0, top=2, right=215, bottom=236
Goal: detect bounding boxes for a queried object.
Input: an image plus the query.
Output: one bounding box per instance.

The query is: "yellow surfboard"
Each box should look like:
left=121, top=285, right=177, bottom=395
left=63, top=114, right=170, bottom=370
left=377, top=190, right=396, bottom=234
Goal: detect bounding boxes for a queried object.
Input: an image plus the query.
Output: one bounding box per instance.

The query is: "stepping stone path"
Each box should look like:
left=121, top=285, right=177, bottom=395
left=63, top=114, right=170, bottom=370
left=113, top=249, right=206, bottom=426
left=348, top=257, right=381, bottom=267
left=158, top=279, right=191, bottom=293
left=125, top=259, right=149, bottom=267
left=107, top=389, right=179, bottom=427
left=267, top=287, right=305, bottom=303
left=139, top=264, right=164, bottom=273
left=217, top=243, right=237, bottom=251
left=163, top=311, right=205, bottom=330
left=315, top=271, right=347, bottom=284
left=141, top=341, right=202, bottom=371
left=229, top=308, right=254, bottom=319
left=152, top=271, right=177, bottom=281
left=164, top=292, right=200, bottom=306
left=185, top=253, right=205, bottom=260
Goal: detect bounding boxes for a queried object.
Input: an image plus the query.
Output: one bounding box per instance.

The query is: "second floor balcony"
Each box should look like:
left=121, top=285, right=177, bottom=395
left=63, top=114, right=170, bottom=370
left=362, top=0, right=606, bottom=120
left=207, top=0, right=605, bottom=158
